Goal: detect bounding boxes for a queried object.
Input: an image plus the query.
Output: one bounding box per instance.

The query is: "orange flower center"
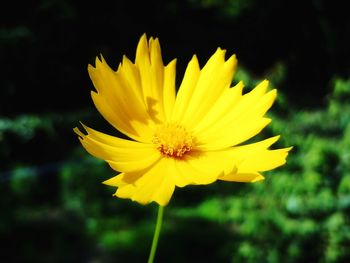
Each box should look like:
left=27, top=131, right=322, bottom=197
left=153, top=124, right=193, bottom=158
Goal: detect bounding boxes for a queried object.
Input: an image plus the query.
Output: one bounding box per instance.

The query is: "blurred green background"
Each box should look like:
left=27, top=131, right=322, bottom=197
left=1, top=0, right=350, bottom=262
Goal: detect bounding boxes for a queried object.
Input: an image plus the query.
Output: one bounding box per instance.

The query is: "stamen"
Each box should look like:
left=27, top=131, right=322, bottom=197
left=153, top=124, right=193, bottom=158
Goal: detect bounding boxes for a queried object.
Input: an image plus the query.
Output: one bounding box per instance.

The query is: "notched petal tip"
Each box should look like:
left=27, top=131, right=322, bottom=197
left=149, top=36, right=160, bottom=45
left=73, top=122, right=91, bottom=138
left=227, top=53, right=237, bottom=63
left=214, top=47, right=227, bottom=58
left=73, top=127, right=84, bottom=138
left=216, top=47, right=226, bottom=53
left=94, top=54, right=105, bottom=65
left=87, top=63, right=95, bottom=72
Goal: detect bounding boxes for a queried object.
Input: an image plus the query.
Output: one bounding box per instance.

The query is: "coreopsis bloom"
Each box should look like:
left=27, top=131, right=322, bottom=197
left=74, top=34, right=291, bottom=206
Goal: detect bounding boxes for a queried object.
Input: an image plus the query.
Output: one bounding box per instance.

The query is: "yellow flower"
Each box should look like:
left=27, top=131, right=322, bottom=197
left=74, top=34, right=291, bottom=206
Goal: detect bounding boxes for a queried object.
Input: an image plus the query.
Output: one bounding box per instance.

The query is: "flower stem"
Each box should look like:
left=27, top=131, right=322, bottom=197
left=147, top=205, right=164, bottom=263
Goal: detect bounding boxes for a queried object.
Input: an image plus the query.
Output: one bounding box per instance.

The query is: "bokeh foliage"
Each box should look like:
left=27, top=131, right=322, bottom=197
left=1, top=0, right=349, bottom=262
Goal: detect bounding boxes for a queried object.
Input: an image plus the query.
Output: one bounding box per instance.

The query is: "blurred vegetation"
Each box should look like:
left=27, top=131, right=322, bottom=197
left=1, top=0, right=349, bottom=262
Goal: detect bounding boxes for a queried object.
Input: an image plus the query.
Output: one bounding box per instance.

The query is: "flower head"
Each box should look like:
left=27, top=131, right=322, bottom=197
left=74, top=34, right=292, bottom=206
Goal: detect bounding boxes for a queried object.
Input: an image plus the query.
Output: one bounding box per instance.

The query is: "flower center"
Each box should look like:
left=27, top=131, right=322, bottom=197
left=153, top=124, right=193, bottom=158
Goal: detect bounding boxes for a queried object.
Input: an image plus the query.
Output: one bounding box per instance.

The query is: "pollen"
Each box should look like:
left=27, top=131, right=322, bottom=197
left=152, top=124, right=193, bottom=158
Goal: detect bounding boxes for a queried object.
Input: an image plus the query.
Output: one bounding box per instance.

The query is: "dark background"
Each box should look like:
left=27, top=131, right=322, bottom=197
left=1, top=0, right=350, bottom=262
left=2, top=0, right=349, bottom=115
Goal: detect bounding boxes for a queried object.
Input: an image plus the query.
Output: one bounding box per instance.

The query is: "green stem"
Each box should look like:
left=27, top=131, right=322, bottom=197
left=147, top=205, right=164, bottom=263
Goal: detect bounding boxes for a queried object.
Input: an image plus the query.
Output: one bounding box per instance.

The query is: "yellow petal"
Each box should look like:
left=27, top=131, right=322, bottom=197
left=219, top=172, right=265, bottom=182
left=174, top=157, right=219, bottom=185
left=181, top=50, right=238, bottom=128
left=173, top=150, right=239, bottom=185
left=197, top=80, right=270, bottom=135
left=171, top=55, right=201, bottom=122
left=135, top=34, right=151, bottom=67
left=103, top=172, right=142, bottom=187
left=192, top=81, right=243, bottom=133
left=103, top=173, right=127, bottom=187
left=76, top=123, right=149, bottom=148
left=163, top=59, right=177, bottom=121
left=135, top=35, right=167, bottom=123
left=118, top=55, right=145, bottom=109
left=150, top=171, right=175, bottom=206
left=106, top=152, right=161, bottom=173
left=197, top=117, right=271, bottom=150
left=165, top=158, right=192, bottom=187
left=113, top=158, right=175, bottom=206
left=228, top=135, right=281, bottom=155
left=196, top=80, right=276, bottom=149
left=74, top=124, right=161, bottom=172
left=115, top=184, right=136, bottom=199
left=237, top=147, right=293, bottom=173
left=88, top=56, right=156, bottom=142
left=217, top=137, right=292, bottom=181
